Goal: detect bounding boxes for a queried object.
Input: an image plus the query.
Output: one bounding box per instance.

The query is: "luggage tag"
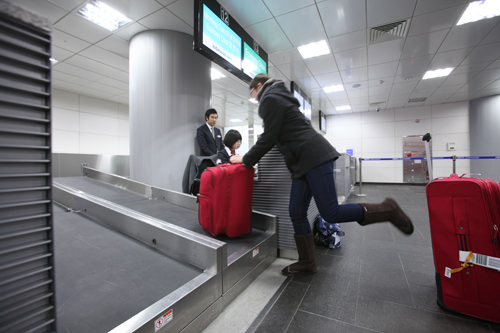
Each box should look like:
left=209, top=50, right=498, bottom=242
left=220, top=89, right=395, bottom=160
left=459, top=250, right=500, bottom=272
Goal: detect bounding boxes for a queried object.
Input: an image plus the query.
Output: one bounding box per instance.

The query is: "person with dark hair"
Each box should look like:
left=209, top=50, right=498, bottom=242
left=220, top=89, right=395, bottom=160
left=217, top=129, right=242, bottom=164
left=230, top=73, right=414, bottom=276
left=197, top=108, right=224, bottom=156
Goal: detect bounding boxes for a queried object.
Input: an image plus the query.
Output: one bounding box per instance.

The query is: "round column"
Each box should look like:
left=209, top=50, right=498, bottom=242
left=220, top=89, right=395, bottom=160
left=129, top=30, right=211, bottom=191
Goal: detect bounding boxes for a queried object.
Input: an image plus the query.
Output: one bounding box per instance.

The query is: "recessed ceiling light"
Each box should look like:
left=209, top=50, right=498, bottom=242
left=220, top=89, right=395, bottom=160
left=77, top=0, right=132, bottom=32
left=211, top=68, right=225, bottom=80
left=323, top=84, right=344, bottom=93
left=422, top=67, right=454, bottom=80
left=248, top=97, right=258, bottom=104
left=336, top=105, right=351, bottom=111
left=297, top=40, right=330, bottom=59
left=49, top=58, right=58, bottom=64
left=457, top=0, right=500, bottom=26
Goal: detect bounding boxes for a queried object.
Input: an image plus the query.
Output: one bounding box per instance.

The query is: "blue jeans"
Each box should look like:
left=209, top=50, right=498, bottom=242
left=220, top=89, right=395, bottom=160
left=289, top=161, right=364, bottom=235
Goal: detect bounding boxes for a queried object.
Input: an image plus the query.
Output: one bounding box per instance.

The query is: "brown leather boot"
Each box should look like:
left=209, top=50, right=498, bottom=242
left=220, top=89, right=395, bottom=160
left=359, top=198, right=414, bottom=235
left=281, top=233, right=318, bottom=276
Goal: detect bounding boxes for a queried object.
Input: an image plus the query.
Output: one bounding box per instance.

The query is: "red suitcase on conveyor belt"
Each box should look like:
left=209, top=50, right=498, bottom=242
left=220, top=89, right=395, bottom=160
left=426, top=174, right=500, bottom=323
left=197, top=163, right=254, bottom=237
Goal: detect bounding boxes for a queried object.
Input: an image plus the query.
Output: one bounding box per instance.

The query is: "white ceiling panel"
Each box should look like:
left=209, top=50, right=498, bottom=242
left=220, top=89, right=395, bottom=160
left=305, top=55, right=339, bottom=76
left=438, top=18, right=500, bottom=52
left=334, top=47, right=367, bottom=71
left=52, top=28, right=91, bottom=53
left=328, top=30, right=367, bottom=53
left=396, top=55, right=432, bottom=79
left=452, top=61, right=490, bottom=75
left=218, top=0, right=272, bottom=27
left=96, top=35, right=130, bottom=58
left=139, top=8, right=191, bottom=35
left=66, top=55, right=129, bottom=82
left=79, top=46, right=129, bottom=72
left=401, top=29, right=448, bottom=58
left=340, top=66, right=368, bottom=83
left=313, top=71, right=342, bottom=87
left=368, top=61, right=399, bottom=80
left=51, top=46, right=74, bottom=62
left=407, top=5, right=464, bottom=36
left=166, top=0, right=195, bottom=27
left=106, top=0, right=162, bottom=21
left=366, top=0, right=416, bottom=28
left=275, top=5, right=325, bottom=47
left=461, top=43, right=500, bottom=65
left=15, top=0, right=68, bottom=24
left=246, top=19, right=292, bottom=54
left=368, top=40, right=403, bottom=65
left=53, top=62, right=105, bottom=81
left=54, top=13, right=112, bottom=44
left=115, top=22, right=148, bottom=40
left=263, top=0, right=315, bottom=17
left=413, top=0, right=468, bottom=16
left=318, top=0, right=366, bottom=37
left=12, top=0, right=500, bottom=118
left=429, top=48, right=471, bottom=69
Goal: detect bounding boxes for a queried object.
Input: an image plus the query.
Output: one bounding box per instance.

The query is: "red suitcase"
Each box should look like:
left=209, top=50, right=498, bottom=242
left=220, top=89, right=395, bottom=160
left=426, top=174, right=500, bottom=323
left=197, top=163, right=254, bottom=237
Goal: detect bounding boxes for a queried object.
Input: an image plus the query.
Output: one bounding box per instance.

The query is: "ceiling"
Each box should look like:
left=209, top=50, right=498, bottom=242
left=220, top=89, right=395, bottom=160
left=12, top=0, right=500, bottom=126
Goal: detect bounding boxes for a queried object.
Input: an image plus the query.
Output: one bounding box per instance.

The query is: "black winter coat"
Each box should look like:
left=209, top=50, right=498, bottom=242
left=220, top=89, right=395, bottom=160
left=243, top=79, right=340, bottom=178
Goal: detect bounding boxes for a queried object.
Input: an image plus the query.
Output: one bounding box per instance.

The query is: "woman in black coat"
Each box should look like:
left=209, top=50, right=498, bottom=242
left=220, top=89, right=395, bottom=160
left=231, top=74, right=414, bottom=276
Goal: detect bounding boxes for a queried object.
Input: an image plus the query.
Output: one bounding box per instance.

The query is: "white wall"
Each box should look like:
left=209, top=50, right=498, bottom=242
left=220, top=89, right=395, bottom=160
left=52, top=89, right=129, bottom=155
left=325, top=102, right=470, bottom=183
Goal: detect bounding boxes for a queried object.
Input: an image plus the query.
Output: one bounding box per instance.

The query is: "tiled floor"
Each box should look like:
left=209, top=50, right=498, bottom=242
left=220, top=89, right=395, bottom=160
left=241, top=184, right=500, bottom=333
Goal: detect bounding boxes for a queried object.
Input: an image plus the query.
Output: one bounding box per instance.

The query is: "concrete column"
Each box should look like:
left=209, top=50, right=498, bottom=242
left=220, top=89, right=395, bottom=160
left=129, top=30, right=211, bottom=191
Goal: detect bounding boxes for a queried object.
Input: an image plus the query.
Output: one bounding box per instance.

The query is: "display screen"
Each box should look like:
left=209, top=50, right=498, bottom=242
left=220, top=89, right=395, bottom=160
left=319, top=110, right=327, bottom=133
left=202, top=4, right=241, bottom=69
left=291, top=81, right=312, bottom=121
left=194, top=0, right=268, bottom=83
left=243, top=42, right=267, bottom=79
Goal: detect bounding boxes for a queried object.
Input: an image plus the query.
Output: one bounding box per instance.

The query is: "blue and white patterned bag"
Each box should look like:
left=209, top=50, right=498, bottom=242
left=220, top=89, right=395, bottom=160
left=314, top=215, right=345, bottom=249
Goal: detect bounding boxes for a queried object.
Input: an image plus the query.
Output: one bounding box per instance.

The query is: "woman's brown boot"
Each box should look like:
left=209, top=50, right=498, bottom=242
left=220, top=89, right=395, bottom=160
left=281, top=233, right=318, bottom=276
left=359, top=198, right=414, bottom=235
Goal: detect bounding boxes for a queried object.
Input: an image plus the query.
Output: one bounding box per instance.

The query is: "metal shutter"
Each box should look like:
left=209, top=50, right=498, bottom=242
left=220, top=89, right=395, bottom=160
left=0, top=7, right=55, bottom=333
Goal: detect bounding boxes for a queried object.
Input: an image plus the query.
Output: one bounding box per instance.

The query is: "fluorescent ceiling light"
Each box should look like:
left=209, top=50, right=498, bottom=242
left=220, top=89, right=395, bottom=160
left=336, top=105, right=351, bottom=111
left=297, top=40, right=330, bottom=59
left=49, top=58, right=58, bottom=64
left=457, top=0, right=500, bottom=26
left=77, top=1, right=132, bottom=32
left=323, top=84, right=344, bottom=93
left=211, top=68, right=225, bottom=80
left=230, top=118, right=242, bottom=123
left=248, top=97, right=258, bottom=104
left=422, top=67, right=454, bottom=80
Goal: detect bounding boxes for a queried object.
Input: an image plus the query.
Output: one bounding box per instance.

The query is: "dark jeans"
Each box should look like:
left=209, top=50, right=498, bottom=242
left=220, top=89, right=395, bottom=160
left=289, top=161, right=364, bottom=235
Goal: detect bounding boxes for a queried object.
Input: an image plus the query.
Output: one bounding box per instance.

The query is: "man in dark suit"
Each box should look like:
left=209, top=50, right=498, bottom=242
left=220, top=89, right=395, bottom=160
left=197, top=108, right=224, bottom=156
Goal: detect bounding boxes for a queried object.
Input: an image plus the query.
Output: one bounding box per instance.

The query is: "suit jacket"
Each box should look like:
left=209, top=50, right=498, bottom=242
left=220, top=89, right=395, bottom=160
left=197, top=124, right=224, bottom=156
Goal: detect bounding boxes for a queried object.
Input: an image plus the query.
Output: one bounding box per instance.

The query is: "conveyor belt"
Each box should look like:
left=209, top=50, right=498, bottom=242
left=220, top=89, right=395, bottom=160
left=53, top=204, right=202, bottom=333
left=55, top=176, right=268, bottom=261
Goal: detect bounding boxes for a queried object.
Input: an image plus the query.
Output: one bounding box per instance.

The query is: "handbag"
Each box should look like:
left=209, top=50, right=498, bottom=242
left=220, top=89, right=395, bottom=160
left=313, top=215, right=345, bottom=249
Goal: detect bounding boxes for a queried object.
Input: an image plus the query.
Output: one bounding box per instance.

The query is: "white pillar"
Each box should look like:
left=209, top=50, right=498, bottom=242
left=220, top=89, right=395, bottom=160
left=129, top=30, right=211, bottom=191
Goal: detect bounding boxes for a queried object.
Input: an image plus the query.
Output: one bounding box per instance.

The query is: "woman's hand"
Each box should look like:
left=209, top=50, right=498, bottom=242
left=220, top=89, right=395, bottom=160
left=230, top=155, right=243, bottom=164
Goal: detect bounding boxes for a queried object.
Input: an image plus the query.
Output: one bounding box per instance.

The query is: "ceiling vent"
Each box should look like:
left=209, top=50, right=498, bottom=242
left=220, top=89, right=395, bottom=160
left=369, top=19, right=410, bottom=44
left=408, top=97, right=427, bottom=103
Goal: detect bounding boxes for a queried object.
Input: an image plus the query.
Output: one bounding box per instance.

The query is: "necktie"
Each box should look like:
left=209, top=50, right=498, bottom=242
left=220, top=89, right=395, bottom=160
left=211, top=127, right=215, bottom=139
left=230, top=149, right=235, bottom=155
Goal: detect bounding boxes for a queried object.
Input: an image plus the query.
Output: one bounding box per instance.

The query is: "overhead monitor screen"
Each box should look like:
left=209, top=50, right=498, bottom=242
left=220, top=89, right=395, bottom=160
left=202, top=4, right=241, bottom=69
left=243, top=42, right=267, bottom=79
left=194, top=0, right=268, bottom=83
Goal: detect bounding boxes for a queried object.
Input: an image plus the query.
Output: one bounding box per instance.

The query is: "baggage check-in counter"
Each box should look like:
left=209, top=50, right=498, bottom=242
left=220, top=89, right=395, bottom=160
left=53, top=166, right=276, bottom=332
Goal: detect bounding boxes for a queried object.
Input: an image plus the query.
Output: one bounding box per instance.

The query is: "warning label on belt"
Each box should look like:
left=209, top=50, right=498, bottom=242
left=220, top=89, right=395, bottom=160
left=154, top=309, right=173, bottom=332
